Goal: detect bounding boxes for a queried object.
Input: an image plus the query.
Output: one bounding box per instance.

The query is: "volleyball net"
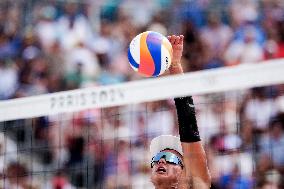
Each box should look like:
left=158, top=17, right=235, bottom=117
left=1, top=59, right=284, bottom=188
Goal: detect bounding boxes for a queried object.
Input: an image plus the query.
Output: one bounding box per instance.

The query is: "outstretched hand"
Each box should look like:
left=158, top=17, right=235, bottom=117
left=167, top=35, right=184, bottom=74
left=167, top=35, right=184, bottom=65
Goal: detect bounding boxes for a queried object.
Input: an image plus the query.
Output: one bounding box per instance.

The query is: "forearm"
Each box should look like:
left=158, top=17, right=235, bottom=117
left=168, top=34, right=210, bottom=187
left=174, top=96, right=211, bottom=188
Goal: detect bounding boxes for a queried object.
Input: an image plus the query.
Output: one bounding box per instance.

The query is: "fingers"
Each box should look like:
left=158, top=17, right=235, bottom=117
left=180, top=35, right=184, bottom=44
left=167, top=35, right=184, bottom=45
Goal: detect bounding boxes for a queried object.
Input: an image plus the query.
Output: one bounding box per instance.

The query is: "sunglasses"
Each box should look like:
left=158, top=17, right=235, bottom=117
left=151, top=151, right=184, bottom=169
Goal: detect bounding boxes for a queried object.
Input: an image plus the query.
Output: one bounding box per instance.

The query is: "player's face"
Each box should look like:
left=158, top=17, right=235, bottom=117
left=150, top=150, right=184, bottom=187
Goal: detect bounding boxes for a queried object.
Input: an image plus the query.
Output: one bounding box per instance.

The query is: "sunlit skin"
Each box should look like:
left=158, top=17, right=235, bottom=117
left=151, top=149, right=184, bottom=189
left=150, top=35, right=186, bottom=189
left=150, top=34, right=211, bottom=189
left=150, top=35, right=185, bottom=188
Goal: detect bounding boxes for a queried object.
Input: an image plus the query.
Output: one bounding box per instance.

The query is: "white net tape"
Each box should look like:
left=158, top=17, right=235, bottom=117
left=0, top=58, right=284, bottom=122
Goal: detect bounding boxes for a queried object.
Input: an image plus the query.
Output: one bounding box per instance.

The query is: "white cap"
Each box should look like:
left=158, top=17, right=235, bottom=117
left=150, top=135, right=183, bottom=158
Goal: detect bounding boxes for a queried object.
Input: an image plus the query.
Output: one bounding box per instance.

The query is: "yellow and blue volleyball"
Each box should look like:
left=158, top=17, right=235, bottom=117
left=128, top=31, right=172, bottom=77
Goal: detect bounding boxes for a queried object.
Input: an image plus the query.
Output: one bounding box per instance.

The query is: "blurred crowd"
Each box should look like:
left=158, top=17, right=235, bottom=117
left=0, top=0, right=284, bottom=100
left=1, top=0, right=284, bottom=188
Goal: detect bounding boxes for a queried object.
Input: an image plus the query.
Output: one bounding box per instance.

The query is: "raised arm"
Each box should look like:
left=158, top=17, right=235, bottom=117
left=167, top=35, right=211, bottom=189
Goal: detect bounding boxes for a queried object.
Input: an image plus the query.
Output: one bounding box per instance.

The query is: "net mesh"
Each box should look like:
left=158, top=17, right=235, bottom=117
left=1, top=61, right=284, bottom=189
left=1, top=0, right=284, bottom=188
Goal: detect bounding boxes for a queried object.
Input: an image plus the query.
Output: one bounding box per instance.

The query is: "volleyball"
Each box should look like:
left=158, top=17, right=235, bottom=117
left=128, top=31, right=173, bottom=77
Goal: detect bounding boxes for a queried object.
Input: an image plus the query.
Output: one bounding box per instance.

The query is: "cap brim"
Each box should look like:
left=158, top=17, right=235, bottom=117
left=150, top=135, right=183, bottom=158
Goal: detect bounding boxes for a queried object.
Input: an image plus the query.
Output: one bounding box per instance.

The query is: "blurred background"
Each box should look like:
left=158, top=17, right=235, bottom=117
left=0, top=0, right=284, bottom=188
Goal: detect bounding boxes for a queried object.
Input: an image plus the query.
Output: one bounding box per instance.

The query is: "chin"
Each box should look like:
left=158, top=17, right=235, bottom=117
left=151, top=174, right=180, bottom=189
left=151, top=173, right=170, bottom=184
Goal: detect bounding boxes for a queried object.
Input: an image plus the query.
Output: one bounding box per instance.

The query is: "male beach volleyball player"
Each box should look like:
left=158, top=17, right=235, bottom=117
left=150, top=35, right=211, bottom=189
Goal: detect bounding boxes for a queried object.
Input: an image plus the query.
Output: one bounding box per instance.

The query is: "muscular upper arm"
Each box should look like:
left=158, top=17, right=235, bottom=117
left=181, top=142, right=211, bottom=189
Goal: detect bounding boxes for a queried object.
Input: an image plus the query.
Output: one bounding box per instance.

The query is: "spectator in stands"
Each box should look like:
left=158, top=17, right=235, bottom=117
left=244, top=87, right=277, bottom=133
left=4, top=162, right=32, bottom=189
left=200, top=11, right=233, bottom=69
left=145, top=101, right=175, bottom=137
left=57, top=2, right=93, bottom=51
left=229, top=0, right=259, bottom=27
left=50, top=171, right=74, bottom=189
left=254, top=154, right=283, bottom=189
left=181, top=21, right=205, bottom=71
left=259, top=118, right=284, bottom=168
left=0, top=59, right=18, bottom=100
left=0, top=27, right=17, bottom=59
left=65, top=42, right=100, bottom=87
left=224, top=25, right=263, bottom=65
left=274, top=20, right=284, bottom=58
left=218, top=164, right=252, bottom=189
left=34, top=5, right=58, bottom=53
